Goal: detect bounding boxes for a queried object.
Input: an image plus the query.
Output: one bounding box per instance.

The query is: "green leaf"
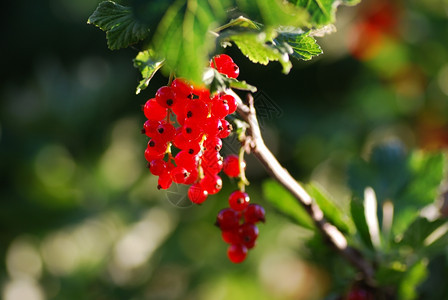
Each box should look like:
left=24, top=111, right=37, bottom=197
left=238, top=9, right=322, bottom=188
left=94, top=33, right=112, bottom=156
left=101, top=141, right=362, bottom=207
left=276, top=31, right=322, bottom=61
left=230, top=31, right=293, bottom=74
left=375, top=262, right=407, bottom=286
left=203, top=68, right=257, bottom=94
left=88, top=1, right=150, bottom=50
left=294, top=0, right=360, bottom=26
left=397, top=260, right=428, bottom=300
left=262, top=179, right=315, bottom=230
left=236, top=0, right=310, bottom=27
left=153, top=0, right=226, bottom=83
left=399, top=217, right=448, bottom=253
left=306, top=182, right=354, bottom=233
left=350, top=196, right=373, bottom=249
left=396, top=151, right=445, bottom=208
left=133, top=49, right=164, bottom=94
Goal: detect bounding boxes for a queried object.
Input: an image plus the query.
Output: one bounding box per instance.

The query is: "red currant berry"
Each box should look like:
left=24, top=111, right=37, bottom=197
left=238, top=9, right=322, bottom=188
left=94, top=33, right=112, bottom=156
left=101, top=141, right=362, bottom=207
left=203, top=136, right=223, bottom=152
left=171, top=78, right=193, bottom=98
left=218, top=119, right=232, bottom=139
left=142, top=120, right=161, bottom=138
left=204, top=117, right=223, bottom=136
left=174, top=150, right=199, bottom=171
left=146, top=139, right=168, bottom=156
left=228, top=190, right=250, bottom=211
left=210, top=54, right=233, bottom=69
left=216, top=208, right=241, bottom=230
left=148, top=159, right=166, bottom=176
left=155, top=122, right=176, bottom=142
left=143, top=98, right=167, bottom=121
left=238, top=223, right=259, bottom=248
left=221, top=94, right=237, bottom=114
left=211, top=98, right=230, bottom=119
left=184, top=167, right=199, bottom=185
left=185, top=100, right=208, bottom=121
left=170, top=166, right=189, bottom=184
left=188, top=183, right=208, bottom=204
left=227, top=244, right=247, bottom=263
left=200, top=174, right=222, bottom=195
left=156, top=86, right=176, bottom=108
left=182, top=119, right=204, bottom=141
left=244, top=204, right=266, bottom=223
left=221, top=230, right=241, bottom=244
left=202, top=158, right=223, bottom=176
left=157, top=171, right=172, bottom=190
left=144, top=148, right=164, bottom=162
left=223, top=155, right=243, bottom=178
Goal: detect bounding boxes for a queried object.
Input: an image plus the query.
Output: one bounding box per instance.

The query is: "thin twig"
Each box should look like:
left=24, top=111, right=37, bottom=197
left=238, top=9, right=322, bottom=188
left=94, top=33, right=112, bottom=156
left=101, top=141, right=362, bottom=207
left=230, top=91, right=375, bottom=283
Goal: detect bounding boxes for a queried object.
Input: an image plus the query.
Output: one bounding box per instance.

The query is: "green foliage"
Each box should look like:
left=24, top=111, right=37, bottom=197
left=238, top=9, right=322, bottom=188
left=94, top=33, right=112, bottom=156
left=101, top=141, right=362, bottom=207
left=397, top=260, right=428, bottom=300
left=89, top=0, right=329, bottom=90
left=152, top=0, right=227, bottom=83
left=262, top=179, right=315, bottom=230
left=276, top=30, right=322, bottom=60
left=230, top=31, right=293, bottom=74
left=133, top=49, right=164, bottom=94
left=306, top=182, right=354, bottom=233
left=294, top=0, right=360, bottom=26
left=203, top=68, right=257, bottom=95
left=87, top=1, right=150, bottom=50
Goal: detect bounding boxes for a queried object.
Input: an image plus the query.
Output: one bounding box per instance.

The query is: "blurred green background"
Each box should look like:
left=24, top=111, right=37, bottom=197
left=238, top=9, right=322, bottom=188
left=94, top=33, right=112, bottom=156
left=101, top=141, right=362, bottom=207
left=1, top=0, right=448, bottom=299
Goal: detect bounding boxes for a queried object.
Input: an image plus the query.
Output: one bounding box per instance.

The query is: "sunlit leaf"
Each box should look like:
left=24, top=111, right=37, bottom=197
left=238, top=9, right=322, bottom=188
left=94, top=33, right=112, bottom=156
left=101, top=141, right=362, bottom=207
left=88, top=1, right=150, bottom=50
left=133, top=49, right=164, bottom=94
left=306, top=182, right=354, bottom=233
left=262, top=179, right=315, bottom=230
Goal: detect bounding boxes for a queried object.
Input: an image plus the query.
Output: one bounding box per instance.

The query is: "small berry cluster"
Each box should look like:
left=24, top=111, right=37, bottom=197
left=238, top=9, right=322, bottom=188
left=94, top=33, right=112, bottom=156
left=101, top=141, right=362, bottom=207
left=216, top=200, right=265, bottom=263
left=142, top=54, right=265, bottom=263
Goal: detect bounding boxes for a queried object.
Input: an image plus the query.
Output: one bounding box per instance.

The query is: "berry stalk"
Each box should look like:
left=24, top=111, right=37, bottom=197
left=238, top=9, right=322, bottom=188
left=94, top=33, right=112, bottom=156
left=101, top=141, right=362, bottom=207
left=232, top=91, right=375, bottom=284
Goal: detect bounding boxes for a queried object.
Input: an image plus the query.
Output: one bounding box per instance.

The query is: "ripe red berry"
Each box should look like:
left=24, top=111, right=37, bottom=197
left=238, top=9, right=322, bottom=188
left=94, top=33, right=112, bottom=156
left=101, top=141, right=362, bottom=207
left=202, top=158, right=223, bottom=176
left=203, top=136, right=223, bottom=152
left=211, top=98, right=230, bottom=119
left=223, top=155, right=243, bottom=178
left=155, top=122, right=176, bottom=142
left=142, top=120, right=161, bottom=138
left=218, top=119, right=232, bottom=139
left=144, top=147, right=164, bottom=162
left=216, top=208, right=240, bottom=230
left=228, top=190, right=250, bottom=211
left=200, top=174, right=222, bottom=195
left=157, top=171, right=172, bottom=190
left=143, top=98, right=167, bottom=121
left=188, top=183, right=208, bottom=204
left=174, top=150, right=199, bottom=171
left=148, top=159, right=166, bottom=176
left=182, top=119, right=204, bottom=141
left=221, top=230, right=241, bottom=244
left=170, top=166, right=189, bottom=184
left=146, top=139, right=168, bottom=156
left=156, top=86, right=176, bottom=108
left=171, top=78, right=193, bottom=98
left=203, top=117, right=223, bottom=136
left=185, top=100, right=208, bottom=121
left=244, top=204, right=266, bottom=223
left=238, top=223, right=259, bottom=248
left=221, top=94, right=237, bottom=114
left=227, top=244, right=247, bottom=263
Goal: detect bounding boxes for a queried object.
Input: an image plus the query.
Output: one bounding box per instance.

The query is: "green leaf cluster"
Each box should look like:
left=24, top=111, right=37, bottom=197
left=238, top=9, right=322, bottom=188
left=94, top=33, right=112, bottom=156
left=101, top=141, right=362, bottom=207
left=88, top=0, right=355, bottom=92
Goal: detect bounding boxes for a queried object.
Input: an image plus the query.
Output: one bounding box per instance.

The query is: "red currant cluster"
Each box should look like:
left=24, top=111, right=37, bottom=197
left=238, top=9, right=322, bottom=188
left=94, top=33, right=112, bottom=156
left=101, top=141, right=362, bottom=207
left=216, top=201, right=265, bottom=263
left=142, top=54, right=265, bottom=263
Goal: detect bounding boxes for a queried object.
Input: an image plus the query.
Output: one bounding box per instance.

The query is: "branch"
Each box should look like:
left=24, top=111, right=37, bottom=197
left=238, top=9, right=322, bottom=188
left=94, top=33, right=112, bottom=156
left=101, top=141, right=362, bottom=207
left=231, top=91, right=375, bottom=283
